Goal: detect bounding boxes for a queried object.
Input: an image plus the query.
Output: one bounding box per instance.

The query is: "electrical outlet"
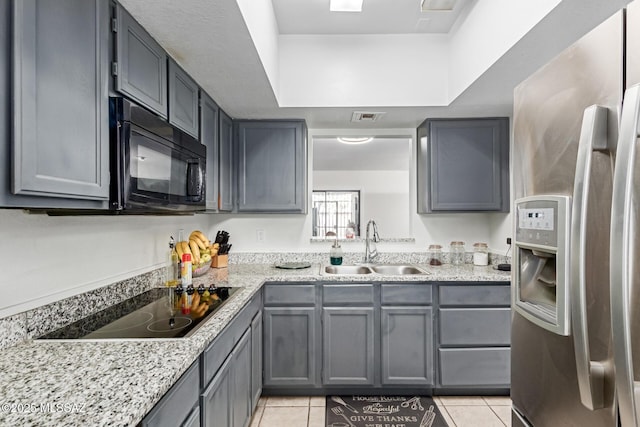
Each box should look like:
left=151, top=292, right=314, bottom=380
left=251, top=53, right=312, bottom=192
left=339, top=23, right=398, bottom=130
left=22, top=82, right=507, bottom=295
left=507, top=237, right=512, bottom=245
left=256, top=229, right=265, bottom=242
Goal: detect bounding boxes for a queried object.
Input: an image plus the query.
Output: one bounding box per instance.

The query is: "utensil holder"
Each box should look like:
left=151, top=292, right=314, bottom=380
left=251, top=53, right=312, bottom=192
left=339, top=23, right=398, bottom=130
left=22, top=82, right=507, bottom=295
left=212, top=254, right=228, bottom=268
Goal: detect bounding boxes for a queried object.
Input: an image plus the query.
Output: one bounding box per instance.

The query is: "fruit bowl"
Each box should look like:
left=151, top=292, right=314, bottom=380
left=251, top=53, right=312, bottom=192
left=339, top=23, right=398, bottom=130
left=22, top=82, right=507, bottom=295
left=193, top=261, right=211, bottom=277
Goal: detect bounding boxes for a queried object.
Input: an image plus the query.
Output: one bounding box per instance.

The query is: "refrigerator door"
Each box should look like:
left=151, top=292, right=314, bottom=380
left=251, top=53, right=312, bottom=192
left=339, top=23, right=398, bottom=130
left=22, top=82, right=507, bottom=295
left=610, top=83, right=640, bottom=427
left=512, top=10, right=622, bottom=427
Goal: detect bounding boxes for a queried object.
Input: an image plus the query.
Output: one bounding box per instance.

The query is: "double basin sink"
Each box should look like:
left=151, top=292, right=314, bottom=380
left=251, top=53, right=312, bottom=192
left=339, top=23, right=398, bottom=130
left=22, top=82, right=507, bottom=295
left=324, top=264, right=429, bottom=275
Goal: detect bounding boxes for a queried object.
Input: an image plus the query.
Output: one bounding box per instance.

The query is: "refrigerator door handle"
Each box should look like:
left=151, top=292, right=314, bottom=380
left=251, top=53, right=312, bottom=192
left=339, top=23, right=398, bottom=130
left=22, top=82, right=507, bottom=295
left=611, top=83, right=640, bottom=427
left=571, top=105, right=613, bottom=410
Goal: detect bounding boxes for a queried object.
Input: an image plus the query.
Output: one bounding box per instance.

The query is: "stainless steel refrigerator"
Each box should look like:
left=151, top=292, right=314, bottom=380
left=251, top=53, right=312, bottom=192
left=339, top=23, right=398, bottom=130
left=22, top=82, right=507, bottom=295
left=511, top=2, right=640, bottom=426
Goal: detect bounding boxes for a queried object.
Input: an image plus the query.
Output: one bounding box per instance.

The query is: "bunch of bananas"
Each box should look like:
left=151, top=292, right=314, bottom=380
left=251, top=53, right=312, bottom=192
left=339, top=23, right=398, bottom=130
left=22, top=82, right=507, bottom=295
left=176, top=230, right=220, bottom=268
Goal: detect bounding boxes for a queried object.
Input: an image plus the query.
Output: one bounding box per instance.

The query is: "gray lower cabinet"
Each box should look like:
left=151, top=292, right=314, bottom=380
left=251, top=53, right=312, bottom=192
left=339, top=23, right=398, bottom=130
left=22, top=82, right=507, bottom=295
left=183, top=407, right=201, bottom=427
left=235, top=120, right=307, bottom=213
left=7, top=0, right=110, bottom=208
left=114, top=3, right=167, bottom=118
left=169, top=58, right=199, bottom=138
left=437, top=284, right=511, bottom=390
left=219, top=109, right=234, bottom=211
left=201, top=356, right=232, bottom=427
left=141, top=360, right=200, bottom=427
left=417, top=117, right=509, bottom=213
left=231, top=329, right=252, bottom=427
left=200, top=92, right=220, bottom=211
left=381, top=307, right=433, bottom=386
left=322, top=307, right=375, bottom=386
left=251, top=311, right=263, bottom=408
left=263, top=307, right=318, bottom=387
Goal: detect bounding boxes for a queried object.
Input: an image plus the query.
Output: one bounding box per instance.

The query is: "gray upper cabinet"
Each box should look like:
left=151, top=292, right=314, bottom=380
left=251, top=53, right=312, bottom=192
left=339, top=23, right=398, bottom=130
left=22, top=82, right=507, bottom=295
left=168, top=59, right=199, bottom=138
left=219, top=109, right=234, bottom=211
left=235, top=120, right=307, bottom=213
left=114, top=3, right=167, bottom=118
left=10, top=0, right=110, bottom=205
left=417, top=117, right=509, bottom=213
left=200, top=92, right=219, bottom=211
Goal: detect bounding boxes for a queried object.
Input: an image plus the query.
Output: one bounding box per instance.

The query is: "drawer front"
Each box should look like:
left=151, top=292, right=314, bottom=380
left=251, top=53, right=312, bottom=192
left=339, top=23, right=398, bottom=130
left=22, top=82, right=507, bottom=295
left=439, top=308, right=511, bottom=346
left=439, top=348, right=510, bottom=387
left=323, top=284, right=374, bottom=305
left=264, top=284, right=316, bottom=305
left=381, top=284, right=432, bottom=305
left=142, top=360, right=200, bottom=427
left=439, top=285, right=510, bottom=306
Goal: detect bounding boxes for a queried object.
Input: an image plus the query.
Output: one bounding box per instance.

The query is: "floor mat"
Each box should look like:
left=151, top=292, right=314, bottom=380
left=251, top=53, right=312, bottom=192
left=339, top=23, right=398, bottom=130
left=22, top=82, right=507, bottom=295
left=325, top=395, right=448, bottom=427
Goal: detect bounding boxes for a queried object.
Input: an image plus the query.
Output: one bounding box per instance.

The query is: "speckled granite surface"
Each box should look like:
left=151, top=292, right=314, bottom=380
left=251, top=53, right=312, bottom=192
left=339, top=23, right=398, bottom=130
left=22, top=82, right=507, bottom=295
left=0, top=264, right=509, bottom=427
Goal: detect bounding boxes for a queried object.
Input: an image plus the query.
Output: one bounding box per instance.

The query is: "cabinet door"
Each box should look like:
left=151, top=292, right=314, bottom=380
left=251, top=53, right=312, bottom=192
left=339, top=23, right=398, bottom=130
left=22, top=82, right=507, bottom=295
left=236, top=121, right=307, bottom=213
left=232, top=329, right=252, bottom=427
left=263, top=307, right=317, bottom=387
left=182, top=406, right=200, bottom=427
left=417, top=118, right=509, bottom=212
left=114, top=3, right=167, bottom=117
left=201, top=356, right=232, bottom=427
left=12, top=0, right=109, bottom=201
left=323, top=307, right=375, bottom=386
left=201, top=92, right=219, bottom=211
left=381, top=307, right=433, bottom=386
left=251, top=311, right=263, bottom=410
left=219, top=110, right=234, bottom=211
left=169, top=59, right=199, bottom=138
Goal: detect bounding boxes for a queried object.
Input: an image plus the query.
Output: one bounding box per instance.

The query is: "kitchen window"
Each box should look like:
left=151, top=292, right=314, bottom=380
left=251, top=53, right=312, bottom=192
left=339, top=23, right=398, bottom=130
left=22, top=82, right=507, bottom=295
left=312, top=191, right=360, bottom=238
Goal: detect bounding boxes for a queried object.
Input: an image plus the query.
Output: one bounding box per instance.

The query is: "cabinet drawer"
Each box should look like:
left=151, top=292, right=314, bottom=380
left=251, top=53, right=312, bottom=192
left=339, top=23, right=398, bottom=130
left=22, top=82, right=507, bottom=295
left=264, top=284, right=316, bottom=305
left=142, top=360, right=199, bottom=427
left=439, top=348, right=510, bottom=387
left=439, top=308, right=511, bottom=346
left=439, top=285, right=510, bottom=306
left=323, top=284, right=374, bottom=305
left=382, top=284, right=432, bottom=305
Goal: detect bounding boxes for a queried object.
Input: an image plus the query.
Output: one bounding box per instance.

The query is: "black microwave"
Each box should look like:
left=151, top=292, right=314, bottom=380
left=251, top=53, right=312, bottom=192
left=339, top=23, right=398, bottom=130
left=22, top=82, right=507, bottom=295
left=109, top=97, right=206, bottom=213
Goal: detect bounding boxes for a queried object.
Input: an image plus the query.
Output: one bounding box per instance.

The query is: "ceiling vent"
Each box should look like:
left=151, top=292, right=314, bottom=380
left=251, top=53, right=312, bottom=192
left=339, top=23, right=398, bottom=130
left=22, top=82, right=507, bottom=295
left=421, top=0, right=457, bottom=11
left=351, top=111, right=386, bottom=122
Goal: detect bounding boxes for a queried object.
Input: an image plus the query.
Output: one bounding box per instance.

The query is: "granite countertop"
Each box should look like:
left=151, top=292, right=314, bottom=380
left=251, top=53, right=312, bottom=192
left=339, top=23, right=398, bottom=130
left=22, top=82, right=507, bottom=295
left=0, top=264, right=509, bottom=427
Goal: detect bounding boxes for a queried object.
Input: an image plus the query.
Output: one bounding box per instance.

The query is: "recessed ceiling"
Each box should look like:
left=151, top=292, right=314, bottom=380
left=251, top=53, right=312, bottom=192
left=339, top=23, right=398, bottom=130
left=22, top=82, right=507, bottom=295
left=272, top=0, right=469, bottom=34
left=313, top=137, right=411, bottom=171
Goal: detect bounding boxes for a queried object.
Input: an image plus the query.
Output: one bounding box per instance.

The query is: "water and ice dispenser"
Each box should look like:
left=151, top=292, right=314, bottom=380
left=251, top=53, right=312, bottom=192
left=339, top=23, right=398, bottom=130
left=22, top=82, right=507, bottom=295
left=514, top=195, right=571, bottom=336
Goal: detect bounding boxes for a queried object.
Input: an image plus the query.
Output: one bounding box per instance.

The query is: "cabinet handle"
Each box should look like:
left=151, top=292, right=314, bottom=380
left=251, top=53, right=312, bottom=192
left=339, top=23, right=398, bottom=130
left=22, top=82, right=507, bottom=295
left=611, top=84, right=640, bottom=427
left=570, top=105, right=614, bottom=410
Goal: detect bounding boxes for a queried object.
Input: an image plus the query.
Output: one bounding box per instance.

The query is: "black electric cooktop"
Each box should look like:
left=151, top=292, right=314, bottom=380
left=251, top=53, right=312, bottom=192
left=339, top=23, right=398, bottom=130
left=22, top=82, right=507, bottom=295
left=38, top=285, right=239, bottom=340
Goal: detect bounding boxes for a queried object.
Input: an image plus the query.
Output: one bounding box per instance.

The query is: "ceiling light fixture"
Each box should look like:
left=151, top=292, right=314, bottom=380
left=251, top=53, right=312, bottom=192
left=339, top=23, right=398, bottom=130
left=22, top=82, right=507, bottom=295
left=337, top=137, right=373, bottom=145
left=330, top=0, right=363, bottom=12
left=421, top=0, right=457, bottom=11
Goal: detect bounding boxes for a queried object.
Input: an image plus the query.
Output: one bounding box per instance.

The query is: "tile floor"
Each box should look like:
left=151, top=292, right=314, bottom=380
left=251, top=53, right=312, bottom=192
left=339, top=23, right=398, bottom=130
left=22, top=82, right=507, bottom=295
left=250, top=396, right=512, bottom=427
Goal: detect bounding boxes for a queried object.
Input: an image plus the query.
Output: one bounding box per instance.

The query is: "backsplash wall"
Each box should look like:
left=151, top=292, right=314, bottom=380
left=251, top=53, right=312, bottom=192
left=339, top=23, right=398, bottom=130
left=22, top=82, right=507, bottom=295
left=0, top=209, right=213, bottom=318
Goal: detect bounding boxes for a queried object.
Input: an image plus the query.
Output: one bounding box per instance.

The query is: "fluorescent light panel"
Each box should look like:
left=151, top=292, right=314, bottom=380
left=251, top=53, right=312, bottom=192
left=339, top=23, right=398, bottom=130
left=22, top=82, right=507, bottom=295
left=337, top=137, right=373, bottom=145
left=330, top=0, right=363, bottom=12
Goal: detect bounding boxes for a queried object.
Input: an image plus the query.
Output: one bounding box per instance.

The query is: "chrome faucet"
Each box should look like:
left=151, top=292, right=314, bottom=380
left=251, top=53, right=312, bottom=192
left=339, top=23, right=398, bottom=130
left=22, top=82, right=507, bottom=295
left=364, top=219, right=380, bottom=263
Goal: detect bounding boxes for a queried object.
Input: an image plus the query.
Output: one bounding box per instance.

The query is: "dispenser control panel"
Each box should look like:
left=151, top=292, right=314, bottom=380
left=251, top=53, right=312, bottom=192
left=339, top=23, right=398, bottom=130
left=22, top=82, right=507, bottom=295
left=518, top=208, right=555, bottom=231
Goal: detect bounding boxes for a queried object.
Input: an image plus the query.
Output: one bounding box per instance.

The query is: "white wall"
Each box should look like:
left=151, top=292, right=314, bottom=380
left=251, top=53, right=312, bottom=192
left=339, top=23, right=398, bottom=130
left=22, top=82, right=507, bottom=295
left=314, top=170, right=411, bottom=237
left=0, top=210, right=215, bottom=318
left=447, top=0, right=561, bottom=102
left=278, top=34, right=449, bottom=107
left=235, top=0, right=280, bottom=99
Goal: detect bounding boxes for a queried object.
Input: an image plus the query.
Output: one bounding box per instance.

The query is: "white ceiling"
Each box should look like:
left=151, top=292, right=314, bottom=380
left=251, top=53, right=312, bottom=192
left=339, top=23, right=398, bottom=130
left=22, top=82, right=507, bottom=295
left=118, top=0, right=630, bottom=129
left=313, top=137, right=411, bottom=171
left=271, top=0, right=470, bottom=34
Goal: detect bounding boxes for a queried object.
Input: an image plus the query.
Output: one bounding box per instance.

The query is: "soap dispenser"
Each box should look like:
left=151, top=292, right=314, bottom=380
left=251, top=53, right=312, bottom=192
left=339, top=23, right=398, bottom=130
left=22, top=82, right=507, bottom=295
left=330, top=240, right=343, bottom=265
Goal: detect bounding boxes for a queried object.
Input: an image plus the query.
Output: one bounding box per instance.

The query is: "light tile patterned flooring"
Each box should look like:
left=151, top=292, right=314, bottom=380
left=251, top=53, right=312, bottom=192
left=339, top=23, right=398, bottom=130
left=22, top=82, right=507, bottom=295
left=250, top=396, right=512, bottom=427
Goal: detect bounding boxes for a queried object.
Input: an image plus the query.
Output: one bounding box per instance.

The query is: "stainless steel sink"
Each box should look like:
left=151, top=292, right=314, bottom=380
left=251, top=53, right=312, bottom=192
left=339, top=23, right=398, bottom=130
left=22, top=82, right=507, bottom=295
left=324, top=265, right=373, bottom=275
left=370, top=265, right=428, bottom=275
